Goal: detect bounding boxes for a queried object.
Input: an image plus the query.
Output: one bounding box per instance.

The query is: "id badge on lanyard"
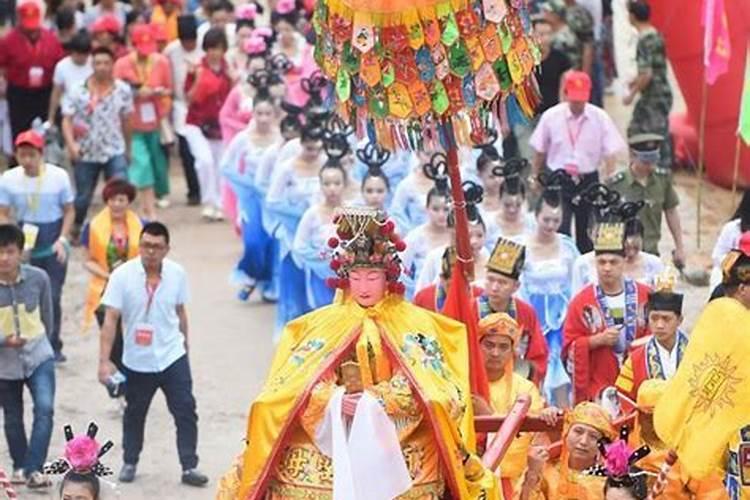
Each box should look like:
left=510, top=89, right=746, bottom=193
left=565, top=118, right=584, bottom=178
left=135, top=278, right=160, bottom=347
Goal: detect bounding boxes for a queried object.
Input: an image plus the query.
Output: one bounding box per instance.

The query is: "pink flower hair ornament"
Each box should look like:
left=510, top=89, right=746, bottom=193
left=243, top=35, right=267, bottom=56
left=584, top=425, right=650, bottom=488
left=235, top=3, right=257, bottom=21
left=275, top=0, right=295, bottom=15
left=44, top=423, right=114, bottom=477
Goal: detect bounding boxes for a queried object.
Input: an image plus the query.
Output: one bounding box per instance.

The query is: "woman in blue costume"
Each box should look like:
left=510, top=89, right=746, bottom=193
left=352, top=138, right=411, bottom=196
left=519, top=182, right=580, bottom=408
left=265, top=121, right=325, bottom=337
left=389, top=150, right=438, bottom=234
left=400, top=158, right=452, bottom=299
left=221, top=72, right=284, bottom=303
left=484, top=158, right=536, bottom=250
left=292, top=138, right=348, bottom=310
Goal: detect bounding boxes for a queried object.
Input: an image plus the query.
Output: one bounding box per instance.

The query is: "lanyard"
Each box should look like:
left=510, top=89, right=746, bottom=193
left=566, top=115, right=585, bottom=150
left=144, top=276, right=161, bottom=317
left=24, top=165, right=46, bottom=215
left=132, top=53, right=153, bottom=86
left=86, top=78, right=114, bottom=113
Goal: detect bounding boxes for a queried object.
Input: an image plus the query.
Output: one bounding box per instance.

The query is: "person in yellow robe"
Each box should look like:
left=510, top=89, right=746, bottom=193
left=518, top=401, right=616, bottom=499
left=472, top=312, right=560, bottom=495
left=632, top=379, right=728, bottom=500
left=216, top=207, right=500, bottom=500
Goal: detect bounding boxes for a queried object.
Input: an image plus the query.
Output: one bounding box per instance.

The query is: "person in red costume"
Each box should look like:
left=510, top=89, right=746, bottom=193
left=563, top=222, right=650, bottom=405
left=413, top=245, right=482, bottom=313
left=475, top=237, right=549, bottom=389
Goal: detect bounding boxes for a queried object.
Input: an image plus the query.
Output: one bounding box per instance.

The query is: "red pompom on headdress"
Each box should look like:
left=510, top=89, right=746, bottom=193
left=326, top=207, right=405, bottom=293
left=44, top=422, right=114, bottom=477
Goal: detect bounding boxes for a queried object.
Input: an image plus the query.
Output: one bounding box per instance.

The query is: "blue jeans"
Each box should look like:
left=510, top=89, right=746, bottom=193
left=0, top=359, right=56, bottom=474
left=73, top=154, right=129, bottom=226
left=122, top=355, right=199, bottom=470
left=30, top=254, right=67, bottom=354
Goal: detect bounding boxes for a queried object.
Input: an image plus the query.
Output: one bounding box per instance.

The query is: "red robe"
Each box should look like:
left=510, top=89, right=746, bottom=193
left=563, top=282, right=651, bottom=404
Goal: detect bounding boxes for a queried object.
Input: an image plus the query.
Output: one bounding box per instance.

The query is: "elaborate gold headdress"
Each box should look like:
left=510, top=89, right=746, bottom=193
left=648, top=266, right=683, bottom=314
left=327, top=207, right=406, bottom=293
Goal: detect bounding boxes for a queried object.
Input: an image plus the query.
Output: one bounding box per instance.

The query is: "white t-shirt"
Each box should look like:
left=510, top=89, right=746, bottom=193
left=53, top=56, right=93, bottom=102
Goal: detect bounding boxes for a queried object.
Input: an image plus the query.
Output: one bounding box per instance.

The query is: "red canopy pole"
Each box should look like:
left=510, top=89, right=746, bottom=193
left=446, top=146, right=474, bottom=279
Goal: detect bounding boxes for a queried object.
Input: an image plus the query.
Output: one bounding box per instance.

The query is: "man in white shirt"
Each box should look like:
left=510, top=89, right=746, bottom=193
left=97, top=222, right=208, bottom=487
left=48, top=30, right=92, bottom=123
left=164, top=14, right=203, bottom=205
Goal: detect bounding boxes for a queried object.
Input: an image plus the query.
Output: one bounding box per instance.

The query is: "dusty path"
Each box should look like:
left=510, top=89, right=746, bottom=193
left=1, top=197, right=277, bottom=499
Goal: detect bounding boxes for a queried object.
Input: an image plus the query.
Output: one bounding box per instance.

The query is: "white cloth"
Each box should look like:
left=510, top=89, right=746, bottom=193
left=100, top=257, right=189, bottom=373
left=52, top=56, right=93, bottom=103
left=0, top=99, right=13, bottom=155
left=315, top=388, right=412, bottom=500
left=655, top=340, right=679, bottom=379
left=164, top=41, right=204, bottom=134
left=183, top=124, right=224, bottom=208
left=710, top=219, right=742, bottom=289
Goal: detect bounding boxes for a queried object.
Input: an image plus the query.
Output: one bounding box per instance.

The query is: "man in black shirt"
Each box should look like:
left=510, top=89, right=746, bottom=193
left=533, top=16, right=573, bottom=113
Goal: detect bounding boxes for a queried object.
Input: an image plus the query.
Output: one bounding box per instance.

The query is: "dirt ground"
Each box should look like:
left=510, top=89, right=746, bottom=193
left=0, top=95, right=741, bottom=500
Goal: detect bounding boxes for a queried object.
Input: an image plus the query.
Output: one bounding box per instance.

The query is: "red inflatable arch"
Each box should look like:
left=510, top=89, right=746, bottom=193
left=650, top=0, right=750, bottom=188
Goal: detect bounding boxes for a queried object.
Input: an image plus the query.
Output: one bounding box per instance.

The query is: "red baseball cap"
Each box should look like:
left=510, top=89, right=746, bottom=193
left=14, top=130, right=44, bottom=150
left=17, top=0, right=42, bottom=31
left=564, top=71, right=592, bottom=102
left=91, top=14, right=121, bottom=34
left=131, top=24, right=157, bottom=56
left=150, top=22, right=168, bottom=43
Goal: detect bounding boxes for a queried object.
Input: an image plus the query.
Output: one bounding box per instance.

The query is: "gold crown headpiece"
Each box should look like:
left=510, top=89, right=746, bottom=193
left=487, top=237, right=525, bottom=279
left=594, top=222, right=625, bottom=254
left=327, top=207, right=405, bottom=294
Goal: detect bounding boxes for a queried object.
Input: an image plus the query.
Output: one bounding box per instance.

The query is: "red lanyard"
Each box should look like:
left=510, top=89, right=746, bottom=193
left=145, top=277, right=161, bottom=315
left=566, top=115, right=585, bottom=150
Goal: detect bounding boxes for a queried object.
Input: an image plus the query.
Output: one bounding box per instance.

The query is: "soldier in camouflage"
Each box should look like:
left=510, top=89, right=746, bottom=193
left=623, top=0, right=673, bottom=171
left=607, top=134, right=686, bottom=268
left=541, top=0, right=595, bottom=76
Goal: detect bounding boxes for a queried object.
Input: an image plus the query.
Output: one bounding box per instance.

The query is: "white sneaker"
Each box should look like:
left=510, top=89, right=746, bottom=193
left=210, top=208, right=225, bottom=221
left=201, top=206, right=214, bottom=220
left=11, top=469, right=25, bottom=484
left=26, top=471, right=51, bottom=489
left=156, top=198, right=171, bottom=209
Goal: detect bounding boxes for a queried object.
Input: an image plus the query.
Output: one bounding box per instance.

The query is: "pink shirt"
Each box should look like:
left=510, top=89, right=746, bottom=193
left=529, top=102, right=626, bottom=174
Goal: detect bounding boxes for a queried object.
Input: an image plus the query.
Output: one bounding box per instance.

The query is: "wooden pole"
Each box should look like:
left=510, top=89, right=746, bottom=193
left=696, top=79, right=709, bottom=250
left=646, top=450, right=679, bottom=500
left=730, top=134, right=742, bottom=208
left=446, top=146, right=474, bottom=279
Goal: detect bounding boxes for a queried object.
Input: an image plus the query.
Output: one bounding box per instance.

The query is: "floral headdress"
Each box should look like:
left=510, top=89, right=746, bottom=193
left=44, top=423, right=114, bottom=477
left=585, top=425, right=651, bottom=489
left=326, top=207, right=405, bottom=294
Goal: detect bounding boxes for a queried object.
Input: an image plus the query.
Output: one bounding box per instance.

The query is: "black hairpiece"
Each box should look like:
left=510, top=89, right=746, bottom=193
left=473, top=129, right=501, bottom=160
left=356, top=141, right=391, bottom=170
left=615, top=200, right=646, bottom=223
left=463, top=180, right=484, bottom=224
left=324, top=114, right=354, bottom=140
left=247, top=69, right=274, bottom=101
left=494, top=157, right=528, bottom=196
left=536, top=170, right=574, bottom=208
left=279, top=100, right=303, bottom=137
left=423, top=152, right=450, bottom=194
left=573, top=183, right=622, bottom=222
left=323, top=133, right=350, bottom=163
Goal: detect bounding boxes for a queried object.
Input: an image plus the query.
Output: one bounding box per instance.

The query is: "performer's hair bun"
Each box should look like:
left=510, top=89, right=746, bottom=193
left=423, top=152, right=450, bottom=195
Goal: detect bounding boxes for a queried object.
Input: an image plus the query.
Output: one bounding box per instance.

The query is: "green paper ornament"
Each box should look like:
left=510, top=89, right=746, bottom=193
left=336, top=68, right=351, bottom=101
left=430, top=81, right=450, bottom=115
left=498, top=20, right=513, bottom=54
left=493, top=57, right=512, bottom=91
left=440, top=12, right=460, bottom=47
left=382, top=59, right=396, bottom=87
left=448, top=40, right=471, bottom=78
left=369, top=91, right=389, bottom=119
left=342, top=42, right=360, bottom=73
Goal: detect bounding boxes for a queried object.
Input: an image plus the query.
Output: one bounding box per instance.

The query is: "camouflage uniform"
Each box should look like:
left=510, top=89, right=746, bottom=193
left=627, top=27, right=673, bottom=170
left=547, top=1, right=594, bottom=71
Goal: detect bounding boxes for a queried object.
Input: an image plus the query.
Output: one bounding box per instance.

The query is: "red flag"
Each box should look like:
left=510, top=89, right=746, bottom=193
left=702, top=0, right=731, bottom=84
left=442, top=261, right=490, bottom=401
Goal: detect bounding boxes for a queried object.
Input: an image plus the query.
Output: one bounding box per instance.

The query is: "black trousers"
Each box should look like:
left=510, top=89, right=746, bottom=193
left=122, top=355, right=199, bottom=470
left=177, top=134, right=201, bottom=201
left=559, top=170, right=599, bottom=254
left=7, top=85, right=52, bottom=141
